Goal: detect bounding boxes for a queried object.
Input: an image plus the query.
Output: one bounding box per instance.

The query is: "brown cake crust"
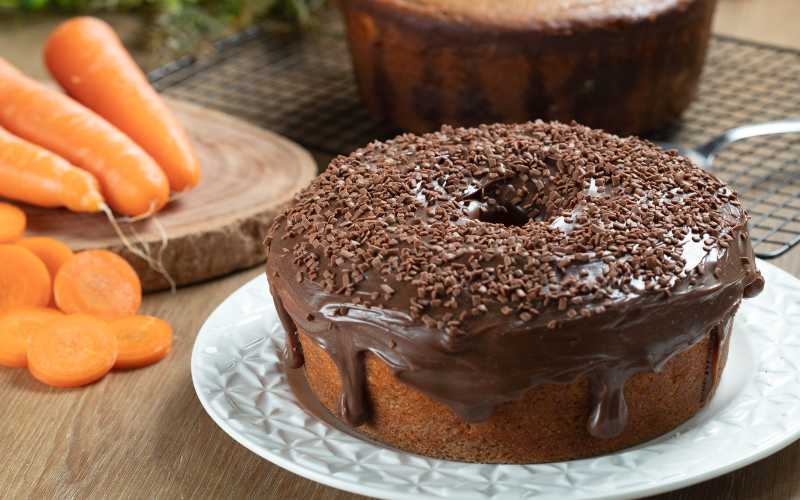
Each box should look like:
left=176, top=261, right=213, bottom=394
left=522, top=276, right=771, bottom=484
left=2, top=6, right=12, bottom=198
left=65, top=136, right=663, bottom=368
left=300, top=328, right=730, bottom=463
left=339, top=0, right=717, bottom=135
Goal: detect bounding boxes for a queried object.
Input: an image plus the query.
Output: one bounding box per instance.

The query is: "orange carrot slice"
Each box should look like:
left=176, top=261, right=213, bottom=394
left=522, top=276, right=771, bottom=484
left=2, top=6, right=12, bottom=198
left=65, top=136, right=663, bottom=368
left=54, top=249, right=141, bottom=320
left=0, top=57, right=169, bottom=217
left=0, top=244, right=51, bottom=311
left=110, top=315, right=172, bottom=369
left=0, top=202, right=25, bottom=243
left=27, top=313, right=117, bottom=387
left=17, top=237, right=74, bottom=281
left=0, top=307, right=63, bottom=368
left=45, top=17, right=201, bottom=192
left=0, top=127, right=104, bottom=213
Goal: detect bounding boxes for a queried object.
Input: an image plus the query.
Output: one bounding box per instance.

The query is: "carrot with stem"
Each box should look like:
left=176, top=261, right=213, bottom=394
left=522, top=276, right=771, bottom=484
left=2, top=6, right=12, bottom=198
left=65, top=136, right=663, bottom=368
left=0, top=124, right=171, bottom=286
left=0, top=307, right=63, bottom=368
left=0, top=202, right=25, bottom=243
left=0, top=244, right=51, bottom=311
left=0, top=58, right=169, bottom=217
left=54, top=249, right=141, bottom=320
left=0, top=127, right=104, bottom=213
left=45, top=17, right=201, bottom=193
left=27, top=313, right=117, bottom=388
left=110, top=315, right=173, bottom=369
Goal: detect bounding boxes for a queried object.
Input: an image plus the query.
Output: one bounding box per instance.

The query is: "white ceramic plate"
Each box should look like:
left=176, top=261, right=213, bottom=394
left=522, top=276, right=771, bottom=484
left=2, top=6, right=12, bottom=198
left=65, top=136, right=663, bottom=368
left=191, top=260, right=800, bottom=500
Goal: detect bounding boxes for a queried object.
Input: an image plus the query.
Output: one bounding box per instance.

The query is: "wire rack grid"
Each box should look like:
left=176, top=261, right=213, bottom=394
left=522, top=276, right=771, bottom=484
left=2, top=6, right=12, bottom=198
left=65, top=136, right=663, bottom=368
left=150, top=12, right=800, bottom=259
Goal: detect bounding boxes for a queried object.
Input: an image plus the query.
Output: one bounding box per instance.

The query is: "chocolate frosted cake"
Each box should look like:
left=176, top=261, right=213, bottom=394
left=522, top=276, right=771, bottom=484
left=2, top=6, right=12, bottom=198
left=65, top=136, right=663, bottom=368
left=266, top=121, right=764, bottom=463
left=339, top=0, right=717, bottom=135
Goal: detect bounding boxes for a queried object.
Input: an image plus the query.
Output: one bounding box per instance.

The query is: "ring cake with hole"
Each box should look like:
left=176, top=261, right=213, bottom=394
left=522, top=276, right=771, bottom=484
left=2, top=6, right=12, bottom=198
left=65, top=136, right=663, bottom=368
left=339, top=0, right=717, bottom=135
left=265, top=121, right=764, bottom=463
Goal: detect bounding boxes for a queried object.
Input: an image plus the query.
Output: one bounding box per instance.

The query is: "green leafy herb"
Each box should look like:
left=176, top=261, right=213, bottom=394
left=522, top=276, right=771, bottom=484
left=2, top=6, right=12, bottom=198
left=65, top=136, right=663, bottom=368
left=0, top=0, right=327, bottom=65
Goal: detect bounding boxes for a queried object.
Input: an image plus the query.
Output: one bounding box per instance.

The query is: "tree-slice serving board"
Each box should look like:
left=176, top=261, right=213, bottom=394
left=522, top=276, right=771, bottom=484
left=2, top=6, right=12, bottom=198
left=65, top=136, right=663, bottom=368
left=24, top=99, right=317, bottom=293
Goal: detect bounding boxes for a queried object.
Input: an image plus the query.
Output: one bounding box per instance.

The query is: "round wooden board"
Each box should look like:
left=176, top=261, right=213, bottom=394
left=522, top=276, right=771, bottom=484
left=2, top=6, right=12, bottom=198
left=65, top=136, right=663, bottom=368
left=23, top=99, right=318, bottom=292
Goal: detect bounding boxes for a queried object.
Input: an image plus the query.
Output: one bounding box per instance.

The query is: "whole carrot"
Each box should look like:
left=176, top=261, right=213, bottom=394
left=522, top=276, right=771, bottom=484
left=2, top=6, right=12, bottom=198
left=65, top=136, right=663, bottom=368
left=0, top=58, right=169, bottom=217
left=0, top=127, right=104, bottom=213
left=45, top=17, right=201, bottom=193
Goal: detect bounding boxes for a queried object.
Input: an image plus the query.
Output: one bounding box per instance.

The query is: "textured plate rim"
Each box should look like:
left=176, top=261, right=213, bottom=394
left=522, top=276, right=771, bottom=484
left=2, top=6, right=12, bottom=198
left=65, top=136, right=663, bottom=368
left=191, top=260, right=800, bottom=500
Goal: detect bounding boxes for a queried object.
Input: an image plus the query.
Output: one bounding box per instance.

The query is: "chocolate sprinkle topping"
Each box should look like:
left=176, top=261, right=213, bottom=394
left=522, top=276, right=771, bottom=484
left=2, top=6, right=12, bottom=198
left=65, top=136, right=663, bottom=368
left=275, top=122, right=743, bottom=326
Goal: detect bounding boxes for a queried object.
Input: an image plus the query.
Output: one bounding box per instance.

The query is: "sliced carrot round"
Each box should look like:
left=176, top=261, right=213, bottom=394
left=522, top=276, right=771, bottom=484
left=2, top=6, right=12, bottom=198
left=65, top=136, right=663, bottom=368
left=0, top=244, right=51, bottom=311
left=54, top=249, right=141, bottom=320
left=0, top=202, right=26, bottom=243
left=27, top=314, right=117, bottom=388
left=110, top=315, right=172, bottom=369
left=0, top=307, right=63, bottom=368
left=17, top=237, right=74, bottom=280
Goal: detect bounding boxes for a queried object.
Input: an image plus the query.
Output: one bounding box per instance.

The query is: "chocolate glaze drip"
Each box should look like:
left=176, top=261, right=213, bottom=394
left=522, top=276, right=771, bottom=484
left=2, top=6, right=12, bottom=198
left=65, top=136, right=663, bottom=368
left=700, top=314, right=735, bottom=404
left=271, top=283, right=303, bottom=369
left=587, top=372, right=628, bottom=439
left=268, top=220, right=761, bottom=438
left=700, top=325, right=721, bottom=404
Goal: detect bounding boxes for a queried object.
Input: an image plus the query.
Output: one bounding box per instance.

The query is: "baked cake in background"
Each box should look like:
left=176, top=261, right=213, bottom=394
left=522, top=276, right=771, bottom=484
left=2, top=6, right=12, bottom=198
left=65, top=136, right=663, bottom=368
left=339, top=0, right=718, bottom=135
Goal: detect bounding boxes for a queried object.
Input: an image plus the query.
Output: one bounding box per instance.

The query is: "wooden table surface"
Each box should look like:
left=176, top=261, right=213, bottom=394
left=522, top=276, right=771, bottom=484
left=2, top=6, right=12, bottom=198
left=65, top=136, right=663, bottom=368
left=2, top=1, right=799, bottom=499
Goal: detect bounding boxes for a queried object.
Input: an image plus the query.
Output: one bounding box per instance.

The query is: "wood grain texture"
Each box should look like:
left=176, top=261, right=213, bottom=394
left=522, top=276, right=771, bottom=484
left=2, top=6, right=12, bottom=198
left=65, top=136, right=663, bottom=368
left=0, top=2, right=798, bottom=499
left=23, top=99, right=317, bottom=292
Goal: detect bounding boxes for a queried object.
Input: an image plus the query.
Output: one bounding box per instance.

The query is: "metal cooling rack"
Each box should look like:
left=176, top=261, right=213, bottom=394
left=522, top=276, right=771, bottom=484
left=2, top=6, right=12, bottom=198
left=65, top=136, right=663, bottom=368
left=150, top=12, right=800, bottom=259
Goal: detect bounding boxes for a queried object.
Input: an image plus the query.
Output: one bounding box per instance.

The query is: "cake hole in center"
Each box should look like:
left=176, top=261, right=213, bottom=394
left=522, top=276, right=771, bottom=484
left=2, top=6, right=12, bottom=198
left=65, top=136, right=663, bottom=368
left=479, top=203, right=531, bottom=227
left=462, top=181, right=544, bottom=227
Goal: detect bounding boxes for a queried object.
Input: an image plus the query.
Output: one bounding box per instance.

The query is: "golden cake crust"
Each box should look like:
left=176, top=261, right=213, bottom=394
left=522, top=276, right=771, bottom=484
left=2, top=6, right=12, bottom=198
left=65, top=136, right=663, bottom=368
left=300, top=330, right=729, bottom=463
